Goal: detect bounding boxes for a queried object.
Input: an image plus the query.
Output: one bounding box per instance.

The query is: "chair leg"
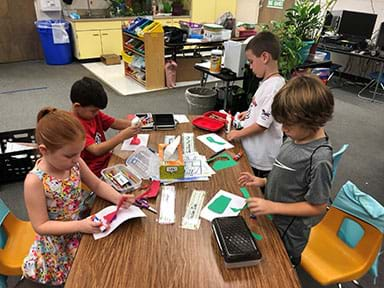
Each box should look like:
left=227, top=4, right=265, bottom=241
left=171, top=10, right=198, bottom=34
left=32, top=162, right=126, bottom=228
left=352, top=279, right=363, bottom=287
left=357, top=79, right=376, bottom=100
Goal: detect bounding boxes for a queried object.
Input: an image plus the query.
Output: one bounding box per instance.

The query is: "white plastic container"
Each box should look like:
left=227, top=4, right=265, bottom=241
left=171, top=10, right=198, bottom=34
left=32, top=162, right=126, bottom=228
left=101, top=164, right=142, bottom=193
left=102, top=147, right=160, bottom=193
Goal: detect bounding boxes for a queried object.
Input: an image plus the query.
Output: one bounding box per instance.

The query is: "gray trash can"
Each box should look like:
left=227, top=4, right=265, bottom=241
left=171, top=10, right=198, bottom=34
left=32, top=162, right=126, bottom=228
left=185, top=87, right=217, bottom=115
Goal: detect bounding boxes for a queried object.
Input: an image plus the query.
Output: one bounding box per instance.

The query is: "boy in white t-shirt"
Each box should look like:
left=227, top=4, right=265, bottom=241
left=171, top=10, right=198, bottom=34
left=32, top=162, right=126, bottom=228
left=227, top=31, right=285, bottom=180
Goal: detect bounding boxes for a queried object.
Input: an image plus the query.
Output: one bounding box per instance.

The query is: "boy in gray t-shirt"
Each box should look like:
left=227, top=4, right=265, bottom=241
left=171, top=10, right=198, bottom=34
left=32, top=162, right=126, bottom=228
left=238, top=74, right=334, bottom=265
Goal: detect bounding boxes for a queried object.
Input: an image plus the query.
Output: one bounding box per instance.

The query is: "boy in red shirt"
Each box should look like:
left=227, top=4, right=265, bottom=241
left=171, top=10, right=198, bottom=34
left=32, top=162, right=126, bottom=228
left=70, top=77, right=140, bottom=176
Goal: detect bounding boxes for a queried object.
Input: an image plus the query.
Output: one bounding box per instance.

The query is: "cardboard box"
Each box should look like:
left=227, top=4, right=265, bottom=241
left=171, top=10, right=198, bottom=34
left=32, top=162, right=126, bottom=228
left=176, top=56, right=205, bottom=82
left=101, top=54, right=121, bottom=65
left=158, top=143, right=184, bottom=179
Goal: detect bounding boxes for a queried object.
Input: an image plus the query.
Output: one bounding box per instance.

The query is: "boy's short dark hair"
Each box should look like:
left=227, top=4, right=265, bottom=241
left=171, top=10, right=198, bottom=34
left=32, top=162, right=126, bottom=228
left=245, top=31, right=281, bottom=60
left=272, top=74, right=334, bottom=131
left=70, top=77, right=108, bottom=109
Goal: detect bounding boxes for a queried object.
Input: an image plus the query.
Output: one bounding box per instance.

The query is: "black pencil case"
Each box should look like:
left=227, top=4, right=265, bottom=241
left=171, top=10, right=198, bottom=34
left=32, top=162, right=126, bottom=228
left=212, top=216, right=262, bottom=268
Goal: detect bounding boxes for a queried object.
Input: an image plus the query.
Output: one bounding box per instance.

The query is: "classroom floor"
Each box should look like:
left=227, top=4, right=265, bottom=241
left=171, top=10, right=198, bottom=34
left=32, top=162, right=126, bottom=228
left=1, top=60, right=383, bottom=288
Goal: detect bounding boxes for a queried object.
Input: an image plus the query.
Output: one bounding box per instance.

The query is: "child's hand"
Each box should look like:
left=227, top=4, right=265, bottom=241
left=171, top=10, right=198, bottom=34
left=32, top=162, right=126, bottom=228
left=227, top=130, right=240, bottom=141
left=247, top=197, right=275, bottom=215
left=238, top=172, right=265, bottom=187
left=119, top=194, right=135, bottom=209
left=238, top=111, right=247, bottom=121
left=79, top=217, right=109, bottom=234
left=120, top=126, right=140, bottom=140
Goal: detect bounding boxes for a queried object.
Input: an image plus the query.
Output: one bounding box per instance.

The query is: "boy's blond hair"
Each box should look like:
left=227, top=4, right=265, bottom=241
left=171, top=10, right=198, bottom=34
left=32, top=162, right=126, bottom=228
left=272, top=74, right=334, bottom=131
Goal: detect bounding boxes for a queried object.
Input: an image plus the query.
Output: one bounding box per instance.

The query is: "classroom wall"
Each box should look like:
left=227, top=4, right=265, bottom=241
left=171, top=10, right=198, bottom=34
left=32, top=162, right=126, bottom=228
left=236, top=0, right=259, bottom=23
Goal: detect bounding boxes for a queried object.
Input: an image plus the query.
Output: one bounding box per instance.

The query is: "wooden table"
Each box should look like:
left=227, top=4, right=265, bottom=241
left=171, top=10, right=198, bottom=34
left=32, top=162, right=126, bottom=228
left=66, top=118, right=300, bottom=288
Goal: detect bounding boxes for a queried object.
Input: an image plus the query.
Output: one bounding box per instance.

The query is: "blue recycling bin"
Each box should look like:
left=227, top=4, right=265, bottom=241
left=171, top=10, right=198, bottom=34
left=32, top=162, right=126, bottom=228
left=36, top=19, right=72, bottom=65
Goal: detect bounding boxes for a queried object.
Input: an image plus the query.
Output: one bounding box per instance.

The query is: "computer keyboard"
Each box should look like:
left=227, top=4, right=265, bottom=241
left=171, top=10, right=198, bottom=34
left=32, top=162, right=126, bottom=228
left=320, top=43, right=354, bottom=52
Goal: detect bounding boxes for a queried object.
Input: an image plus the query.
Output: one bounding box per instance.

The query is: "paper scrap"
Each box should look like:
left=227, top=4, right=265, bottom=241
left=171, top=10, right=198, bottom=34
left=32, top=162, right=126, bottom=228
left=121, top=134, right=149, bottom=151
left=197, top=133, right=234, bottom=152
left=209, top=152, right=238, bottom=171
left=252, top=232, right=263, bottom=241
left=174, top=114, right=189, bottom=123
left=200, top=190, right=246, bottom=222
left=93, top=205, right=146, bottom=240
left=158, top=186, right=176, bottom=224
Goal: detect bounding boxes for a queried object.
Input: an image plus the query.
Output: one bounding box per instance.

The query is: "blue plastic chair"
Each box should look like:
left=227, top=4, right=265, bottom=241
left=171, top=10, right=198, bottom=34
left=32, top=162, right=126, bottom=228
left=358, top=71, right=384, bottom=102
left=332, top=144, right=349, bottom=180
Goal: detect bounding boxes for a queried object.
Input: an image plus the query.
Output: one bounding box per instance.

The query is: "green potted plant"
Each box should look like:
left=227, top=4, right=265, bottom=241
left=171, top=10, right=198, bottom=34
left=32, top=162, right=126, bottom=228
left=261, top=21, right=304, bottom=78
left=285, top=0, right=337, bottom=62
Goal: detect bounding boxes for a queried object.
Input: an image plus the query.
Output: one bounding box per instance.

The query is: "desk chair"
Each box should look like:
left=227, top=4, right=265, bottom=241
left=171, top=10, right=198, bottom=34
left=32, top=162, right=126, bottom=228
left=0, top=199, right=35, bottom=284
left=301, top=182, right=384, bottom=287
left=357, top=69, right=384, bottom=103
left=332, top=144, right=349, bottom=180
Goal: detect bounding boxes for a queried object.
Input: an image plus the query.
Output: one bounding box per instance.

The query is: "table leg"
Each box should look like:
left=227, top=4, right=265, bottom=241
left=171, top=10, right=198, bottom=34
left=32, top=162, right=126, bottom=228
left=224, top=81, right=230, bottom=110
left=201, top=72, right=208, bottom=87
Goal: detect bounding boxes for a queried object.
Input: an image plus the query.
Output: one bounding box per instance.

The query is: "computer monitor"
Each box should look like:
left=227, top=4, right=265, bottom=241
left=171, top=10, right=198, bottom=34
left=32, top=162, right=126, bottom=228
left=337, top=10, right=377, bottom=41
left=377, top=22, right=384, bottom=51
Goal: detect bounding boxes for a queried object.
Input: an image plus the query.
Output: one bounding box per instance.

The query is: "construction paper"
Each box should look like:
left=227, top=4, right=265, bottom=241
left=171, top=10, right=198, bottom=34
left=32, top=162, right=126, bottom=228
left=252, top=232, right=263, bottom=241
left=210, top=153, right=238, bottom=171
left=240, top=187, right=250, bottom=199
left=200, top=190, right=246, bottom=222
left=197, top=133, right=234, bottom=152
left=208, top=195, right=231, bottom=214
left=121, top=134, right=149, bottom=151
left=93, top=205, right=146, bottom=240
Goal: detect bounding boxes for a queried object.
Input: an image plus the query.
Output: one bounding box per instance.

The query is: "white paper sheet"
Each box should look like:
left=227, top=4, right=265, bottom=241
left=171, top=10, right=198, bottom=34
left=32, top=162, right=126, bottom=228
left=93, top=205, right=146, bottom=240
left=197, top=133, right=234, bottom=152
left=200, top=190, right=246, bottom=222
left=174, top=114, right=190, bottom=123
left=121, top=134, right=149, bottom=151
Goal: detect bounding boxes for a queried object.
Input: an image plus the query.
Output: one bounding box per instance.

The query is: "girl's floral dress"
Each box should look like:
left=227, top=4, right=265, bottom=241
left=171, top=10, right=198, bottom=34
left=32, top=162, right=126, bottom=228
left=22, top=161, right=92, bottom=286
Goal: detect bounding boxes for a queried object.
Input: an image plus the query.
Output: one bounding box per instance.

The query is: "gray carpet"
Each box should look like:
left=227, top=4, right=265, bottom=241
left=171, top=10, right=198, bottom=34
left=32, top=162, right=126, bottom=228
left=0, top=60, right=383, bottom=288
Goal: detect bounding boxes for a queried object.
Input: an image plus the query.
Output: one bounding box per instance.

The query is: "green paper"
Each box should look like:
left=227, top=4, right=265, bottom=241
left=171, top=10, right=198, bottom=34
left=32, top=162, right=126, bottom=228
left=206, top=136, right=225, bottom=145
left=252, top=232, right=263, bottom=241
left=208, top=195, right=231, bottom=214
left=211, top=153, right=238, bottom=171
left=266, top=214, right=273, bottom=220
left=230, top=204, right=247, bottom=212
left=240, top=187, right=250, bottom=199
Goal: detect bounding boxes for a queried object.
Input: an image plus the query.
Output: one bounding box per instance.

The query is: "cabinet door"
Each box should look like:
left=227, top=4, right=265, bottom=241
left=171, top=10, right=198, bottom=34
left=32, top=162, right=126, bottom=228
left=76, top=30, right=102, bottom=59
left=100, top=29, right=123, bottom=55
left=215, top=0, right=237, bottom=19
left=191, top=0, right=215, bottom=23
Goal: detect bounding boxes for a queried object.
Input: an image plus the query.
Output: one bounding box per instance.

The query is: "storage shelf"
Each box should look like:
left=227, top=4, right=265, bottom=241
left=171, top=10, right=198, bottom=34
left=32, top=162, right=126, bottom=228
left=123, top=45, right=145, bottom=57
left=122, top=19, right=164, bottom=90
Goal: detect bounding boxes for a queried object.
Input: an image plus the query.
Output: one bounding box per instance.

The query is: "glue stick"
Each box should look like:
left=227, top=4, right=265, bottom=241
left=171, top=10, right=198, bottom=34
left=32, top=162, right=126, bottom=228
left=225, top=112, right=232, bottom=134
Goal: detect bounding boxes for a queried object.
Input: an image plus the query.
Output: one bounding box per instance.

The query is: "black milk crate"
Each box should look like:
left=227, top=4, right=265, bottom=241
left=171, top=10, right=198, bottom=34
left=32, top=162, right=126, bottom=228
left=0, top=128, right=40, bottom=183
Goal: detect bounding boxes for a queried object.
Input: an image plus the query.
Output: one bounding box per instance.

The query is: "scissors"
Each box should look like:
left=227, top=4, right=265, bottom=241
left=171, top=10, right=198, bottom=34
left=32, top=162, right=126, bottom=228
left=134, top=198, right=157, bottom=214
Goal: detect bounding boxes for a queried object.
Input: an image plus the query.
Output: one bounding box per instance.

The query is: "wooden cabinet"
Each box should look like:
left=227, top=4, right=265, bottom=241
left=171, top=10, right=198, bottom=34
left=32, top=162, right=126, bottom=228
left=122, top=21, right=164, bottom=90
left=191, top=0, right=237, bottom=23
left=71, top=20, right=123, bottom=60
